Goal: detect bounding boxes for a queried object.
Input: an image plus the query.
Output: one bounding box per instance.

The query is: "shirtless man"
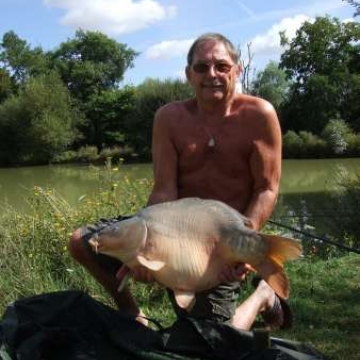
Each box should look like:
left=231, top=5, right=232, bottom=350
left=69, top=33, right=288, bottom=331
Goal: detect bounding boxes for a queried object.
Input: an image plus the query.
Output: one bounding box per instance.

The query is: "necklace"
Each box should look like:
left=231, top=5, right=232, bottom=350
left=204, top=127, right=216, bottom=148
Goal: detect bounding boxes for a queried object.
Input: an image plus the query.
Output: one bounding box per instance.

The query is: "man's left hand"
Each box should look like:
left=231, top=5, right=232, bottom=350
left=219, top=263, right=251, bottom=282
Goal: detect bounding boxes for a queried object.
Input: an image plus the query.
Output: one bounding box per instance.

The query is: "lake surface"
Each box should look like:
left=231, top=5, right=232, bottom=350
left=1, top=158, right=359, bottom=237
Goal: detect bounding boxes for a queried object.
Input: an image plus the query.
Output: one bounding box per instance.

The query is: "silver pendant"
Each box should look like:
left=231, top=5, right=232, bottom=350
left=208, top=137, right=215, bottom=147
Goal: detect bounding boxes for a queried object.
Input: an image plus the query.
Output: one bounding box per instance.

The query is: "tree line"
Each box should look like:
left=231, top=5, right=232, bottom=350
left=0, top=16, right=359, bottom=166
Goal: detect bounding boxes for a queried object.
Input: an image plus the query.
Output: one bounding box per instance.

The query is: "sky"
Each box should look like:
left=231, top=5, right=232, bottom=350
left=0, top=0, right=356, bottom=86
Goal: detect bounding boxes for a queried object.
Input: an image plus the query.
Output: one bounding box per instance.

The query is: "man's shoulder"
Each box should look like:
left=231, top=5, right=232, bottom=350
left=155, top=98, right=195, bottom=122
left=235, top=94, right=277, bottom=120
left=236, top=93, right=274, bottom=111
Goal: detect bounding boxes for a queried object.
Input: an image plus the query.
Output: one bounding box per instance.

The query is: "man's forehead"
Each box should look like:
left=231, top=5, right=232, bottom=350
left=192, top=41, right=232, bottom=63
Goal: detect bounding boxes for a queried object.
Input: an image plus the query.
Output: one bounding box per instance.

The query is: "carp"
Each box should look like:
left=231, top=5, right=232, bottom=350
left=89, top=197, right=302, bottom=310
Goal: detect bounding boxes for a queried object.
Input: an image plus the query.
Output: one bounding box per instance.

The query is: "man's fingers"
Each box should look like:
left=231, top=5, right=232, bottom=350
left=219, top=263, right=250, bottom=282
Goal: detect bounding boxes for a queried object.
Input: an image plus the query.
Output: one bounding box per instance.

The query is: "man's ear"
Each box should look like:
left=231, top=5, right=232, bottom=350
left=185, top=65, right=191, bottom=82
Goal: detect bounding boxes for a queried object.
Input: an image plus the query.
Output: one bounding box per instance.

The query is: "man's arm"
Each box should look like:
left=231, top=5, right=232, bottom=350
left=244, top=100, right=282, bottom=231
left=147, top=104, right=179, bottom=205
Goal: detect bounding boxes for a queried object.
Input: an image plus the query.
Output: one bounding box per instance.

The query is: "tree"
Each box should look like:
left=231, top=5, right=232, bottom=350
left=321, top=118, right=353, bottom=154
left=0, top=68, right=14, bottom=102
left=0, top=71, right=82, bottom=165
left=238, top=42, right=255, bottom=94
left=50, top=29, right=138, bottom=147
left=83, top=87, right=135, bottom=150
left=0, top=31, right=49, bottom=85
left=280, top=16, right=360, bottom=134
left=251, top=61, right=291, bottom=112
left=343, top=0, right=360, bottom=17
left=125, top=78, right=193, bottom=159
left=50, top=29, right=138, bottom=102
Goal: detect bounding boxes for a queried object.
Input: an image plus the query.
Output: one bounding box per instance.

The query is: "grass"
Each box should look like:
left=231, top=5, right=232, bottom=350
left=0, top=163, right=359, bottom=360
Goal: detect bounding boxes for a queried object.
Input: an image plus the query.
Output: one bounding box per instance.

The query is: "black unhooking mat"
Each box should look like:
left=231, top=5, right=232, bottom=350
left=0, top=290, right=328, bottom=360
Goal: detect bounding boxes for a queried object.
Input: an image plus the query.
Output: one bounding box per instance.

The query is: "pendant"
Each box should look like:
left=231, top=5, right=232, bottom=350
left=208, top=137, right=215, bottom=147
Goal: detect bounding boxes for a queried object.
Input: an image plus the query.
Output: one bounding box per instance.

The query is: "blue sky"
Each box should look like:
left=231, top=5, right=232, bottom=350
left=0, top=0, right=356, bottom=86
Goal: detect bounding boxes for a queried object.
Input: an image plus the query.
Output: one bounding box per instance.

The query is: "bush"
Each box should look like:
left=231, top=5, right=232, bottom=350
left=321, top=118, right=352, bottom=155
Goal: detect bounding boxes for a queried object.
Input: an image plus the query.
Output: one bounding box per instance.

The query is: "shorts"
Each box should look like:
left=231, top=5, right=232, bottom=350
left=81, top=216, right=241, bottom=324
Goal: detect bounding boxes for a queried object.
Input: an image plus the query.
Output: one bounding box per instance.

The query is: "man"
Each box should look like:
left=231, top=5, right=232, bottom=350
left=69, top=33, right=288, bottom=331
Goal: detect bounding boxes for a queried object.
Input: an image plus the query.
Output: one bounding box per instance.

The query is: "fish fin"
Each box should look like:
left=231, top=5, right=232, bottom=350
left=261, top=234, right=303, bottom=266
left=136, top=255, right=166, bottom=271
left=257, top=261, right=290, bottom=299
left=173, top=290, right=196, bottom=311
left=257, top=234, right=303, bottom=299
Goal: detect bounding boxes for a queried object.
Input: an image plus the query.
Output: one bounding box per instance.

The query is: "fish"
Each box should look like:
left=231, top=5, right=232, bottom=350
left=89, top=197, right=302, bottom=310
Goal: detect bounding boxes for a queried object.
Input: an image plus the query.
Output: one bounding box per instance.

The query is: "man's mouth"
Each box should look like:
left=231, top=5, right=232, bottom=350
left=202, top=82, right=223, bottom=89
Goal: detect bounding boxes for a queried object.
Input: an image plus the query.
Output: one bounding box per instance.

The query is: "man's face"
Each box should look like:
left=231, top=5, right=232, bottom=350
left=186, top=40, right=241, bottom=103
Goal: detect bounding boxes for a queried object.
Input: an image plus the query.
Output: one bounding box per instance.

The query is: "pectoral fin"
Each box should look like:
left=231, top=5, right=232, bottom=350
left=174, top=290, right=196, bottom=311
left=136, top=255, right=166, bottom=271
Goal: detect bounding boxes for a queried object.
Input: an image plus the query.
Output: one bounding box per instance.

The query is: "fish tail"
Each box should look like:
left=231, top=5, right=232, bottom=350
left=257, top=234, right=302, bottom=299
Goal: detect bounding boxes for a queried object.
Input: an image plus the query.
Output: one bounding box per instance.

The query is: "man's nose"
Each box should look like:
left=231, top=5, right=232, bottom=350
left=207, top=65, right=217, bottom=76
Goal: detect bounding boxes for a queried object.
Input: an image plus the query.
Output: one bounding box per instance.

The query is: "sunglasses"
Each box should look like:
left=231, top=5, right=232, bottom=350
left=192, top=62, right=234, bottom=74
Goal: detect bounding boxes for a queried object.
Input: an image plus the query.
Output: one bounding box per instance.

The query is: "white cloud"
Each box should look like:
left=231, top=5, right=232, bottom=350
left=145, top=38, right=194, bottom=59
left=44, top=0, right=177, bottom=35
left=248, top=15, right=313, bottom=59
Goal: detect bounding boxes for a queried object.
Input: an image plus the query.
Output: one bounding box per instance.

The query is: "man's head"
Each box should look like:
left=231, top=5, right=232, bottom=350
left=186, top=33, right=239, bottom=67
left=185, top=33, right=241, bottom=104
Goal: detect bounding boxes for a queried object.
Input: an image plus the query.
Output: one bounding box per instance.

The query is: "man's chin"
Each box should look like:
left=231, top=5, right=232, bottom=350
left=202, top=88, right=226, bottom=99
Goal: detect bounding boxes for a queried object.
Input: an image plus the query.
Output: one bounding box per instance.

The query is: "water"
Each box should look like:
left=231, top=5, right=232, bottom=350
left=0, top=158, right=359, bottom=238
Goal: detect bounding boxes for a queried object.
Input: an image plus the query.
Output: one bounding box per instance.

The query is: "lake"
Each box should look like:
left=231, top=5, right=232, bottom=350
left=1, top=158, right=359, bottom=238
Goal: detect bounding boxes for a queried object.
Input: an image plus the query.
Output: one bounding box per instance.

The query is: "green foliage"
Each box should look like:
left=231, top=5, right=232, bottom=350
left=280, top=16, right=360, bottom=134
left=81, top=86, right=135, bottom=149
left=321, top=118, right=352, bottom=154
left=0, top=164, right=154, bottom=309
left=0, top=68, right=15, bottom=102
left=49, top=30, right=138, bottom=148
left=251, top=61, right=291, bottom=111
left=343, top=0, right=360, bottom=17
left=282, top=130, right=327, bottom=158
left=0, top=31, right=49, bottom=84
left=331, top=168, right=360, bottom=245
left=51, top=29, right=138, bottom=102
left=125, top=78, right=193, bottom=160
left=0, top=71, right=82, bottom=165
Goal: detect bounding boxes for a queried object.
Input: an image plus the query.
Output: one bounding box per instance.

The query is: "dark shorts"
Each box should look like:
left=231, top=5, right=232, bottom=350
left=81, top=216, right=241, bottom=324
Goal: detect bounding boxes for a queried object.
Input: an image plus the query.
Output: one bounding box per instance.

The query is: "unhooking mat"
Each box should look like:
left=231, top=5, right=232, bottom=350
left=0, top=290, right=329, bottom=360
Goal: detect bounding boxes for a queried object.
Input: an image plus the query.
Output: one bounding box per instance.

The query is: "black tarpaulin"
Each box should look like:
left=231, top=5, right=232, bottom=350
left=0, top=290, right=329, bottom=360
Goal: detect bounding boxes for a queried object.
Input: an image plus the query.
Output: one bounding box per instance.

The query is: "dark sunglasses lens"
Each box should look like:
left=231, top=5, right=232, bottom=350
left=215, top=63, right=232, bottom=73
left=192, top=63, right=209, bottom=73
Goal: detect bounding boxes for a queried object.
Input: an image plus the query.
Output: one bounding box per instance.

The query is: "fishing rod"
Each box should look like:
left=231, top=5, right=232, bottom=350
left=268, top=219, right=360, bottom=255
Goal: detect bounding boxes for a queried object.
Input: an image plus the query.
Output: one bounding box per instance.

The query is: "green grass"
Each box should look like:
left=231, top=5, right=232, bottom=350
left=278, top=254, right=360, bottom=359
left=0, top=166, right=359, bottom=359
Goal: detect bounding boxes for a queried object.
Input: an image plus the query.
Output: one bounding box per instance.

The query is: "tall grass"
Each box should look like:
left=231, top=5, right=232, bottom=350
left=0, top=162, right=359, bottom=359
